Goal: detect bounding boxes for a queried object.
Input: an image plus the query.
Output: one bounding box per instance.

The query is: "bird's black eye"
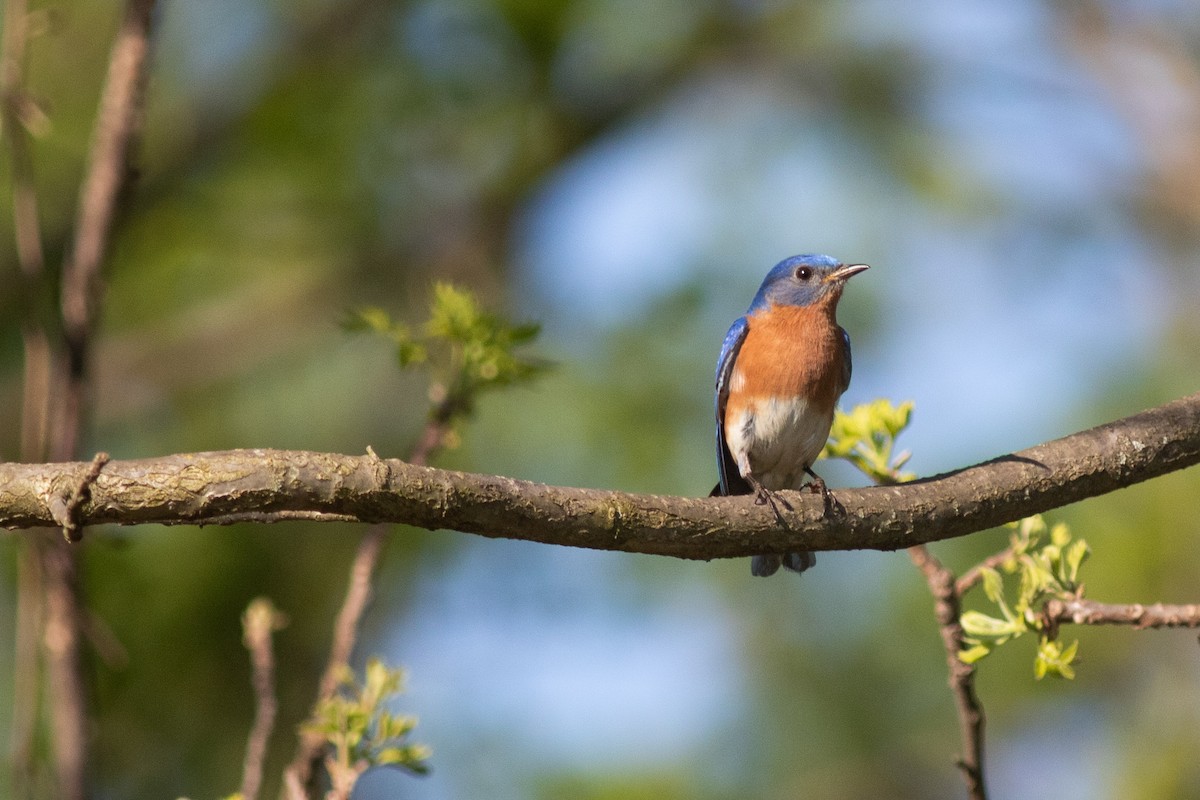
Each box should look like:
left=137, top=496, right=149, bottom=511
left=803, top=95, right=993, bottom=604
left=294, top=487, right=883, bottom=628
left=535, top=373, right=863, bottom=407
left=794, top=266, right=813, bottom=281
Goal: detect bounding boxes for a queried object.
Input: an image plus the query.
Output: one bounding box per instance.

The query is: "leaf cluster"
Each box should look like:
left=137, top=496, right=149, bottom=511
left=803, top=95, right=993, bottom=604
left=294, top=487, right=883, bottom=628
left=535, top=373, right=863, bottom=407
left=302, top=658, right=431, bottom=777
left=345, top=283, right=548, bottom=425
left=827, top=401, right=1091, bottom=680
left=822, top=398, right=915, bottom=484
left=958, top=515, right=1090, bottom=679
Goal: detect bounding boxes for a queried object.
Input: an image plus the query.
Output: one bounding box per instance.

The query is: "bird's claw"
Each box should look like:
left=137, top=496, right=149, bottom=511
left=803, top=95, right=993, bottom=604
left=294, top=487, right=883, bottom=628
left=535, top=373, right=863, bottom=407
left=750, top=480, right=793, bottom=513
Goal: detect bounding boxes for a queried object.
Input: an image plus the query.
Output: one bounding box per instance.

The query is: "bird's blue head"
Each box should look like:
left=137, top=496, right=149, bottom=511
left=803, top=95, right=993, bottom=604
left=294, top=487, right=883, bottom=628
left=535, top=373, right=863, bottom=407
left=746, top=254, right=869, bottom=313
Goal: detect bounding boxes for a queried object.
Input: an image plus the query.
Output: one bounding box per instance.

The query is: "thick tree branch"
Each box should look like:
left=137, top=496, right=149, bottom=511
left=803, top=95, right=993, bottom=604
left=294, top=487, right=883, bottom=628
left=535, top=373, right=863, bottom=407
left=1, top=393, right=1198, bottom=556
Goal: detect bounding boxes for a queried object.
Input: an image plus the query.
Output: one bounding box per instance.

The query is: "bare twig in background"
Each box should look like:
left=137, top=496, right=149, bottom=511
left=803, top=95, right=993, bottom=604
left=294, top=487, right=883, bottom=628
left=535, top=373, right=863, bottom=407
left=55, top=0, right=157, bottom=458
left=284, top=411, right=453, bottom=797
left=0, top=0, right=54, bottom=462
left=0, top=0, right=45, bottom=281
left=21, top=1, right=160, bottom=797
left=1066, top=3, right=1200, bottom=232
left=955, top=547, right=1016, bottom=597
left=240, top=599, right=287, bottom=800
left=909, top=545, right=987, bottom=800
left=1044, top=598, right=1200, bottom=631
left=38, top=543, right=88, bottom=800
left=7, top=542, right=42, bottom=798
left=1, top=0, right=55, bottom=792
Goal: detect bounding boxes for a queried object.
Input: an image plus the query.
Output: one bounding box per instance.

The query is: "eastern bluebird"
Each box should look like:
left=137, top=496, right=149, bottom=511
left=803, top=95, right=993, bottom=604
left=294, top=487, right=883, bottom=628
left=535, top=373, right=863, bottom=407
left=712, top=254, right=868, bottom=577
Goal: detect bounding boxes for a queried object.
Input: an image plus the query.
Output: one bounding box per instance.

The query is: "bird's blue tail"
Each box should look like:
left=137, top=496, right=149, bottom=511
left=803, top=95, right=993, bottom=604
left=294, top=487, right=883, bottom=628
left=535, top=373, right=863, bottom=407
left=751, top=552, right=815, bottom=577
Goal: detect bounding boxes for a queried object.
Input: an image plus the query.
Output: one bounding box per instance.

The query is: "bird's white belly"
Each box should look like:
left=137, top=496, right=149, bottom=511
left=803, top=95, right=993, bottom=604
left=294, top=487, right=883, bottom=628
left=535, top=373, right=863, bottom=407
left=726, top=396, right=833, bottom=490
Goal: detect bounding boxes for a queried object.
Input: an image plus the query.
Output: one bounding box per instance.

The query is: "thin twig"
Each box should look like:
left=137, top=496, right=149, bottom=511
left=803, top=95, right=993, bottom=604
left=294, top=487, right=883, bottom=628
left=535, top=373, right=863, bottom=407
left=240, top=598, right=287, bottom=800
left=38, top=541, right=88, bottom=800
left=46, top=451, right=109, bottom=542
left=283, top=413, right=453, bottom=797
left=1044, top=598, right=1200, bottom=631
left=8, top=541, right=42, bottom=798
left=1, top=0, right=54, bottom=462
left=1, top=0, right=46, bottom=284
left=54, top=0, right=157, bottom=460
left=955, top=547, right=1015, bottom=597
left=909, top=545, right=987, bottom=800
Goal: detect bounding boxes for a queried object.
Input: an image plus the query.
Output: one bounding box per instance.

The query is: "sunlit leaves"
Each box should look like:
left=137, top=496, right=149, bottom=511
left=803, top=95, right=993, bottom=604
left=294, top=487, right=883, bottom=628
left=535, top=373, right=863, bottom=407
left=345, top=282, right=548, bottom=428
left=958, top=515, right=1089, bottom=679
left=303, top=658, right=431, bottom=779
left=825, top=401, right=1088, bottom=680
left=822, top=398, right=915, bottom=484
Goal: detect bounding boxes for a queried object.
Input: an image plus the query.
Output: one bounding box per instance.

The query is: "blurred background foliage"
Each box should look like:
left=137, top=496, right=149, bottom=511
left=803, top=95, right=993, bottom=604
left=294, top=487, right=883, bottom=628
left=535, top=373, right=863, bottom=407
left=2, top=0, right=1200, bottom=798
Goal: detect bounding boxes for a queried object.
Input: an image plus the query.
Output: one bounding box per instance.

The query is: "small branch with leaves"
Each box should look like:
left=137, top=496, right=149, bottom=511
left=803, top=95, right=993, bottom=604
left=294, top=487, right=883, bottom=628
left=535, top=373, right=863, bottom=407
left=284, top=284, right=546, bottom=798
left=820, top=398, right=1200, bottom=800
left=299, top=659, right=429, bottom=800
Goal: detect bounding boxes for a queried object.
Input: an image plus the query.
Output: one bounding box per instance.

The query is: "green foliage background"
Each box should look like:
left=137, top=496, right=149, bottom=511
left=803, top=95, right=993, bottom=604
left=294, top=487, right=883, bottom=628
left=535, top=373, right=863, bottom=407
left=2, top=1, right=1200, bottom=799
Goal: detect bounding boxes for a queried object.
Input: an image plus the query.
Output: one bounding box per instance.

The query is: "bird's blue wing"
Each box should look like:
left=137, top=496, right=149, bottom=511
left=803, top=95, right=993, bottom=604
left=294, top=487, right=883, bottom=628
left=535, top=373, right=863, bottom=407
left=839, top=327, right=853, bottom=395
left=713, top=317, right=751, bottom=496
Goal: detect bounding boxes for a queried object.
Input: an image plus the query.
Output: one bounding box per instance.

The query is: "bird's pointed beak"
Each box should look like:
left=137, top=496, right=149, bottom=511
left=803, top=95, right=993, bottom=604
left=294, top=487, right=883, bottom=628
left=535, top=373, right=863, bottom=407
left=827, top=263, right=869, bottom=282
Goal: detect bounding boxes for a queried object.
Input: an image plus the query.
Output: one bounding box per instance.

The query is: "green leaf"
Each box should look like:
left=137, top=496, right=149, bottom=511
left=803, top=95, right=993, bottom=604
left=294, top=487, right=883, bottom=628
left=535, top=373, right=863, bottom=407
left=508, top=321, right=542, bottom=343
left=342, top=306, right=394, bottom=334
left=1034, top=637, right=1079, bottom=680
left=427, top=282, right=482, bottom=341
left=377, top=743, right=432, bottom=771
left=958, top=644, right=992, bottom=664
left=823, top=399, right=916, bottom=482
left=381, top=713, right=418, bottom=740
left=979, top=567, right=1004, bottom=605
left=396, top=339, right=427, bottom=367
left=960, top=610, right=1021, bottom=639
left=1065, top=539, right=1090, bottom=585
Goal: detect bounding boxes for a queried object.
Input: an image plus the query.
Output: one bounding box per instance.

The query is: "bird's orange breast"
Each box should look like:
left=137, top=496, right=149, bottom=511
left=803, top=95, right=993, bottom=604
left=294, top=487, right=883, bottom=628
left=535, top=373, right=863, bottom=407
left=730, top=302, right=846, bottom=409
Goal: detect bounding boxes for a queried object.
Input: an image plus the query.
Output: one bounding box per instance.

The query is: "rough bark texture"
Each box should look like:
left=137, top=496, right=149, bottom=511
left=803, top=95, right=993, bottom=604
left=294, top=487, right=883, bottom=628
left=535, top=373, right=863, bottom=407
left=1, top=393, right=1198, bottom=558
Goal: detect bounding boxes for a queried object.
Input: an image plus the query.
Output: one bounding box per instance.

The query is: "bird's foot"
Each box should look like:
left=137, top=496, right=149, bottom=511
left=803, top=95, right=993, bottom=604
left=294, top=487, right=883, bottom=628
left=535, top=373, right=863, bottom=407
left=803, top=468, right=838, bottom=515
left=747, top=475, right=793, bottom=514
left=748, top=479, right=787, bottom=510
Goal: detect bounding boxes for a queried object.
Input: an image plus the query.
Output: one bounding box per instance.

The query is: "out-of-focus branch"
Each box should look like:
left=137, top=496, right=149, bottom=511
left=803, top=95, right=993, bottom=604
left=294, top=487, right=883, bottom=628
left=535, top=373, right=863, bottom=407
left=38, top=543, right=87, bottom=800
left=240, top=599, right=287, bottom=800
left=54, top=0, right=157, bottom=459
left=909, top=545, right=987, bottom=800
left=33, top=2, right=160, bottom=799
left=1066, top=4, right=1200, bottom=234
left=2, top=0, right=55, bottom=793
left=1, top=0, right=46, bottom=287
left=1, top=0, right=54, bottom=461
left=7, top=541, right=42, bottom=799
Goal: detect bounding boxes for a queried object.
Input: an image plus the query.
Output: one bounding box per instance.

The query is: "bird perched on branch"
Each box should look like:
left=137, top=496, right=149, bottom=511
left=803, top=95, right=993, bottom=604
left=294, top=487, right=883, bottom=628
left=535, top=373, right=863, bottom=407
left=712, top=254, right=868, bottom=577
